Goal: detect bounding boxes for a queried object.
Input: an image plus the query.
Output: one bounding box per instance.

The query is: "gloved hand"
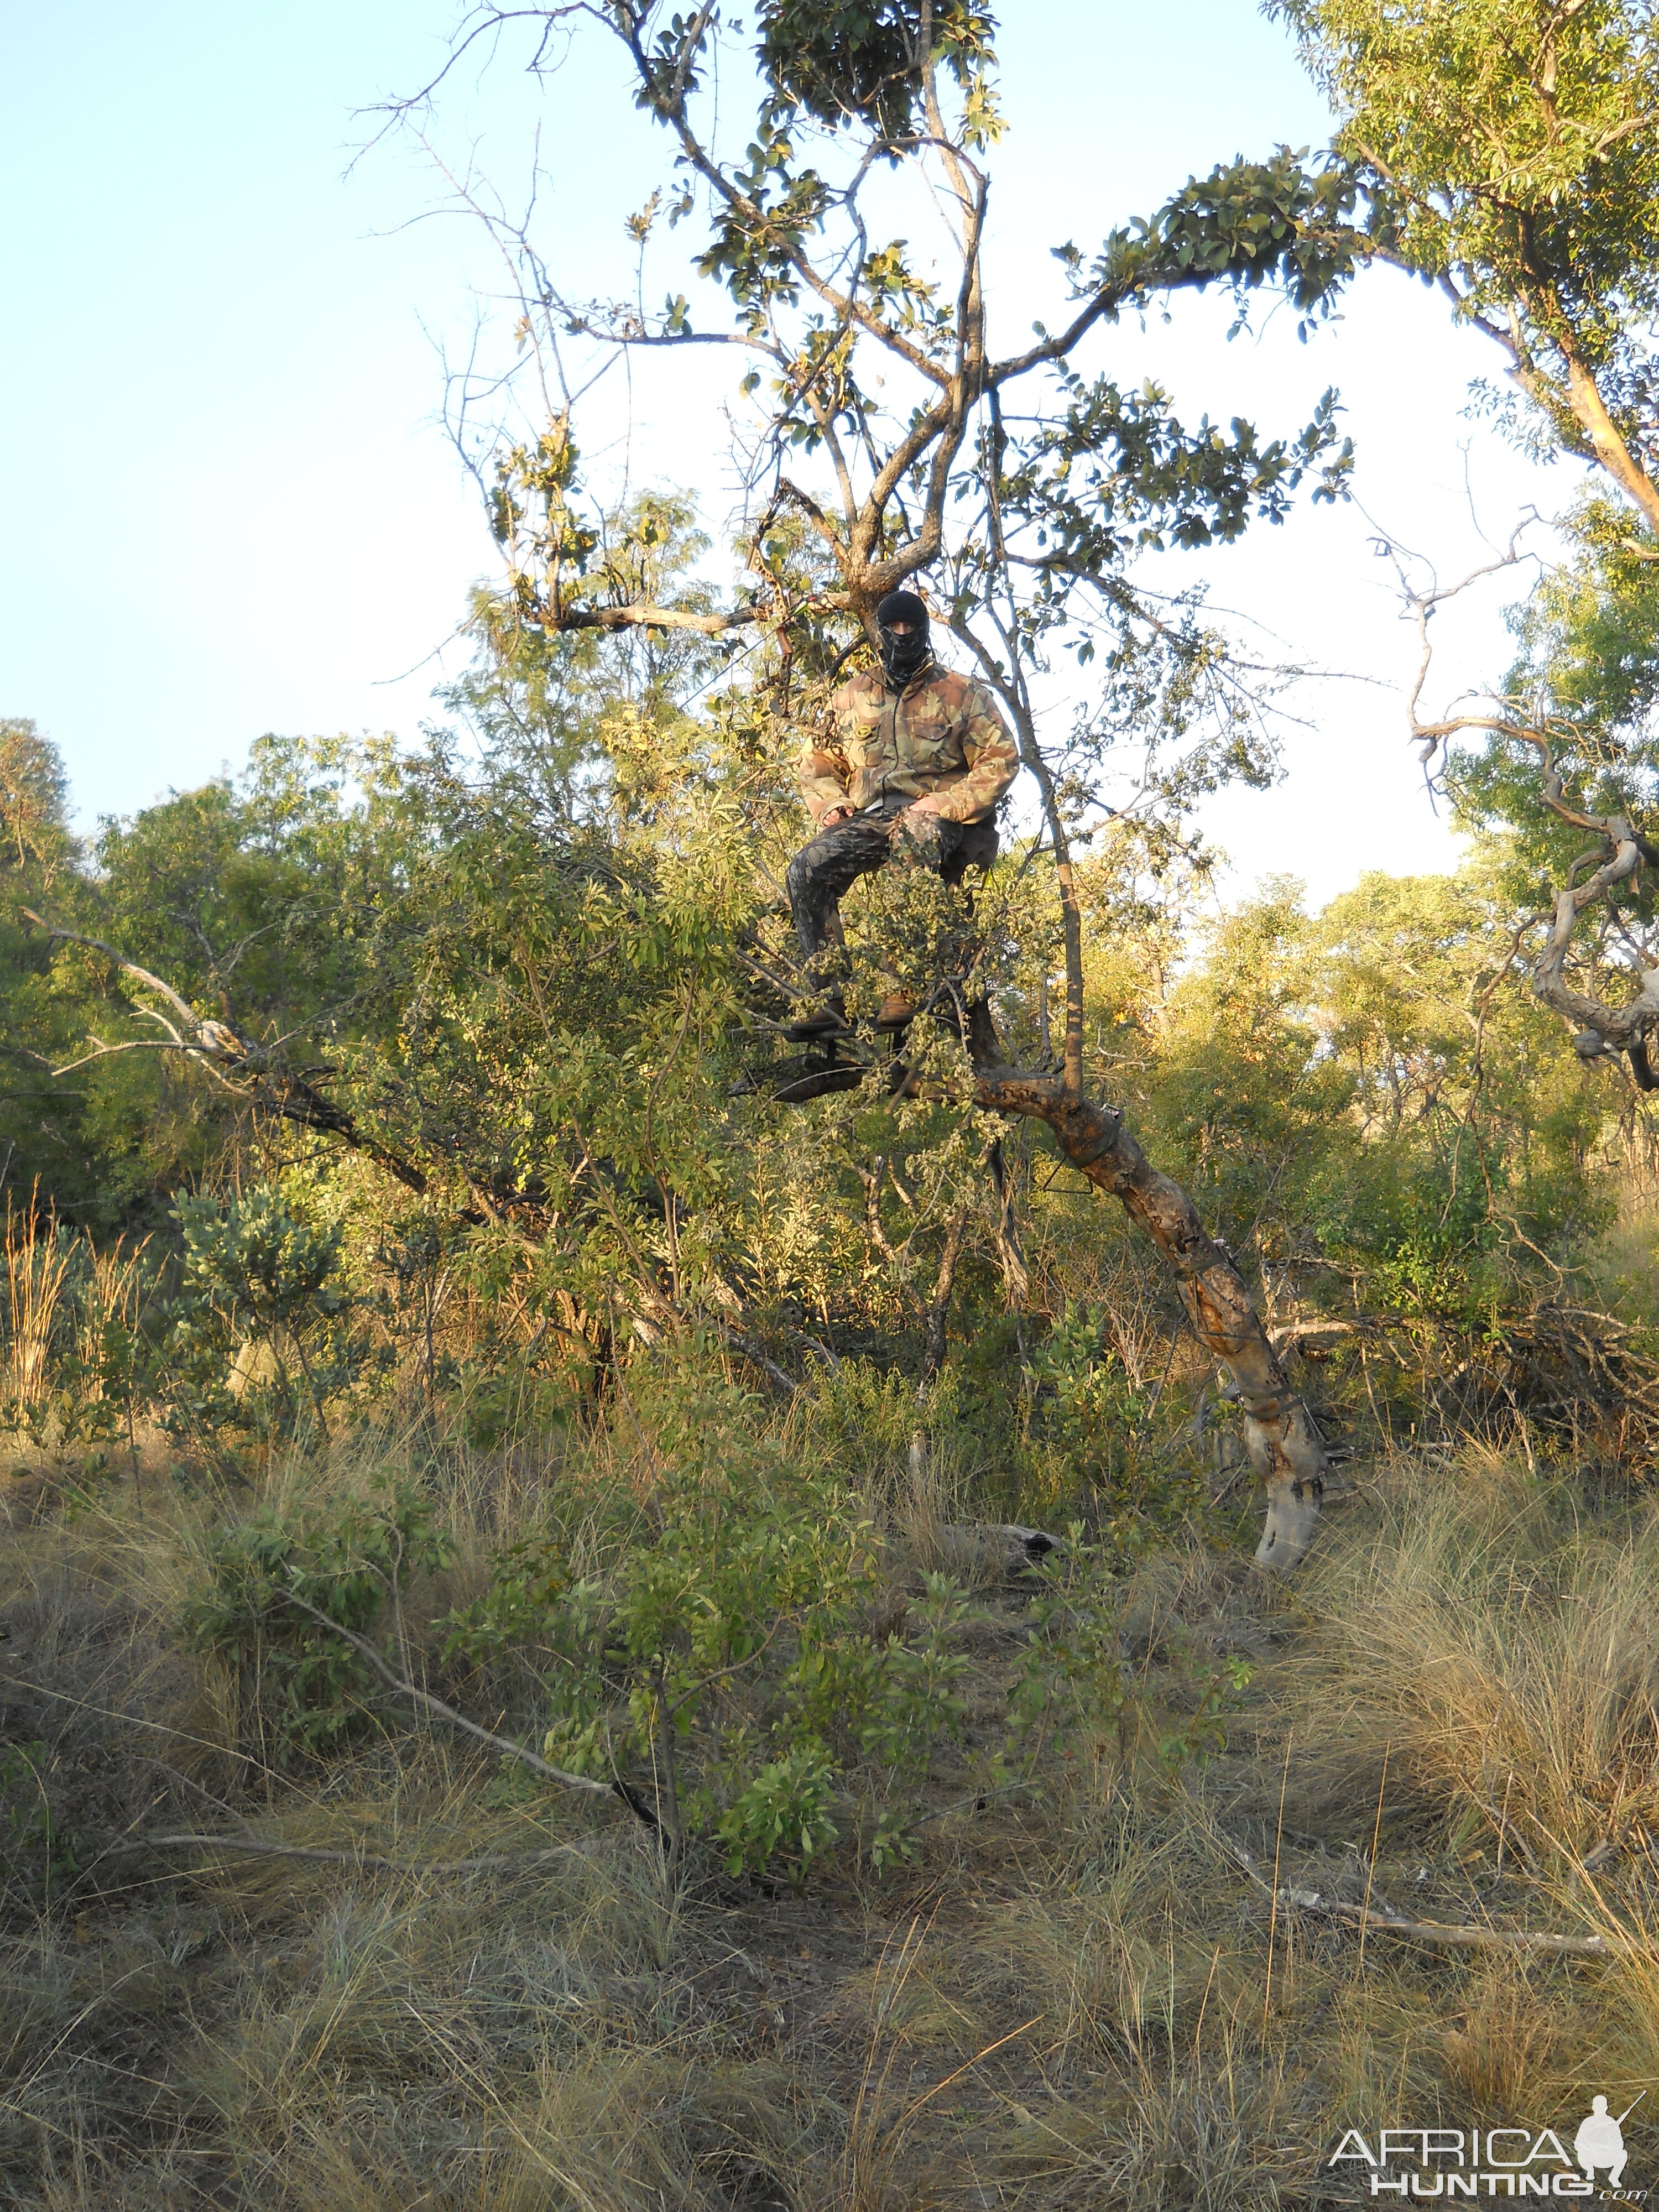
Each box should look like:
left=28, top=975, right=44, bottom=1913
left=893, top=803, right=946, bottom=867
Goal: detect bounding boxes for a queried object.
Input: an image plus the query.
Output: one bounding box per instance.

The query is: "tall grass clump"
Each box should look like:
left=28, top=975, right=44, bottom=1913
left=1287, top=1451, right=1659, bottom=1871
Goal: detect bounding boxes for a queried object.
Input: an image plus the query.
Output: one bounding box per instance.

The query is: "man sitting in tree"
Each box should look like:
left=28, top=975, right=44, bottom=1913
left=785, top=590, right=1019, bottom=1037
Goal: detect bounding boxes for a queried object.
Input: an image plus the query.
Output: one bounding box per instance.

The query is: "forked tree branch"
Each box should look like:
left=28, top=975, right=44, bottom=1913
left=22, top=910, right=433, bottom=1188
left=322, top=9, right=1354, bottom=1564
left=1378, top=534, right=1659, bottom=1087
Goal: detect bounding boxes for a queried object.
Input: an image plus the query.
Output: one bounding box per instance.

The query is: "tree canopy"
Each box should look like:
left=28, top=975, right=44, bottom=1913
left=8, top=0, right=1659, bottom=1569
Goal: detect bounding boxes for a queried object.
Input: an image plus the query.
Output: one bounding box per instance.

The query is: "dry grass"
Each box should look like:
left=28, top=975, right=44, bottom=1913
left=1439, top=1958, right=1565, bottom=2111
left=1279, top=1444, right=1659, bottom=1869
left=0, top=1206, right=150, bottom=1449
left=4, top=1433, right=1659, bottom=2208
left=2, top=1206, right=72, bottom=1420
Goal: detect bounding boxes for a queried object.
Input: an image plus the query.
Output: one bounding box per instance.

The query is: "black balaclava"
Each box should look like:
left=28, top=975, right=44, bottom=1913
left=875, top=589, right=932, bottom=690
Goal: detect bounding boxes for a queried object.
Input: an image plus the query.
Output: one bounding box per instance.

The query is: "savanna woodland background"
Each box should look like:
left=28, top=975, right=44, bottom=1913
left=8, top=2, right=1659, bottom=2205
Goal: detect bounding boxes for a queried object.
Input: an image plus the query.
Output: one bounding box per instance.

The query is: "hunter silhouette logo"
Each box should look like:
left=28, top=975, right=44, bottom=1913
left=1576, top=2097, right=1642, bottom=2192
left=1327, top=2092, right=1646, bottom=2197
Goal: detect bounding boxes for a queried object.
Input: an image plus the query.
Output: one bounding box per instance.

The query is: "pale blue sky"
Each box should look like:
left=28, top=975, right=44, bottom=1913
left=2, top=2, right=1569, bottom=898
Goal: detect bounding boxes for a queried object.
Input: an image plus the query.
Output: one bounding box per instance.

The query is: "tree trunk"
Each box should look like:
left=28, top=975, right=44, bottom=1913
left=1560, top=343, right=1659, bottom=538
left=920, top=1204, right=971, bottom=1383
left=975, top=1067, right=1329, bottom=1569
left=954, top=633, right=1330, bottom=1566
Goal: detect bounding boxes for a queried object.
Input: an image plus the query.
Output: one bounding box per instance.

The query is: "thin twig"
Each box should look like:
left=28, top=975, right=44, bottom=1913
left=1360, top=1744, right=1390, bottom=1972
left=1262, top=1733, right=1292, bottom=2043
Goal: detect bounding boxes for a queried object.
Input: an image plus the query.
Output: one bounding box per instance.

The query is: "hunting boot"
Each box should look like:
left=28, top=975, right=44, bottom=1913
left=784, top=964, right=848, bottom=1041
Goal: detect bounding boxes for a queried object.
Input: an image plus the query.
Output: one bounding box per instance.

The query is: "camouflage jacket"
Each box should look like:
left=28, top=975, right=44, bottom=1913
left=795, top=664, right=1019, bottom=827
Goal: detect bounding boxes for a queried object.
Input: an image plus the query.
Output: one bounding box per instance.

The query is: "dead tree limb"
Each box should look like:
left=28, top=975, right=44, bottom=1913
left=974, top=1068, right=1329, bottom=1569
left=1213, top=1824, right=1611, bottom=1958
left=22, top=910, right=430, bottom=1192
left=102, top=1832, right=591, bottom=1877
left=1376, top=531, right=1659, bottom=1089
left=280, top=1590, right=660, bottom=1831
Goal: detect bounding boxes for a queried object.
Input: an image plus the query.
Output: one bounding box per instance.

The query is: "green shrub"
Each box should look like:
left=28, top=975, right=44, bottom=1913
left=180, top=1477, right=455, bottom=1760
left=167, top=1184, right=354, bottom=1441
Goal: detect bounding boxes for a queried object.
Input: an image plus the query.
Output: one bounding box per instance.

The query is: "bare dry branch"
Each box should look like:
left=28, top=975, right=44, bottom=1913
left=1378, top=531, right=1659, bottom=1085
left=103, top=1832, right=592, bottom=1877
left=1212, top=1823, right=1611, bottom=1958
left=279, top=1589, right=660, bottom=1830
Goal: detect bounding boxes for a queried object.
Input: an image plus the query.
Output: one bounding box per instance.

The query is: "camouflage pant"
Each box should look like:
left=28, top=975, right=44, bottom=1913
left=785, top=810, right=999, bottom=961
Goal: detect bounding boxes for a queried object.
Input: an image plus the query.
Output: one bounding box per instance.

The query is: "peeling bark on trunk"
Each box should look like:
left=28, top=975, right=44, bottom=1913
left=976, top=1067, right=1329, bottom=1569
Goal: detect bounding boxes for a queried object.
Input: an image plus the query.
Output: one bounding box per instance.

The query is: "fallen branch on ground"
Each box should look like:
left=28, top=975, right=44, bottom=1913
left=1213, top=1824, right=1613, bottom=1958
left=102, top=1832, right=591, bottom=1877
left=1280, top=1889, right=1610, bottom=1957
left=1580, top=1825, right=1644, bottom=1874
left=911, top=1779, right=1045, bottom=1829
left=280, top=1589, right=660, bottom=1831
